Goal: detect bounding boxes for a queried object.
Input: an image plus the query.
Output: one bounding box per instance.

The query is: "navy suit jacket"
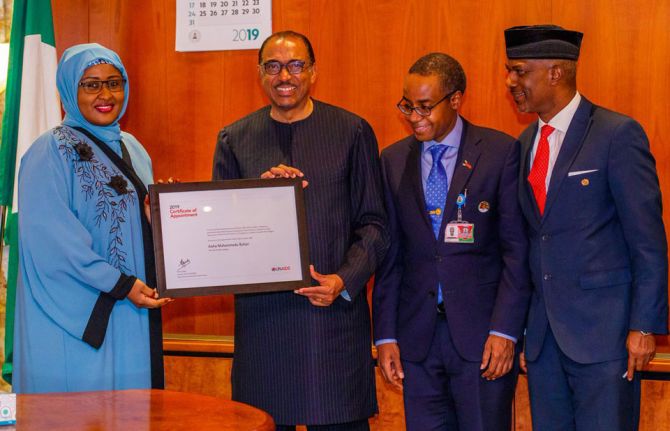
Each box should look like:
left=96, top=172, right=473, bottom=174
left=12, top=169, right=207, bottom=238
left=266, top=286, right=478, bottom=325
left=519, top=97, right=669, bottom=364
left=373, top=119, right=531, bottom=362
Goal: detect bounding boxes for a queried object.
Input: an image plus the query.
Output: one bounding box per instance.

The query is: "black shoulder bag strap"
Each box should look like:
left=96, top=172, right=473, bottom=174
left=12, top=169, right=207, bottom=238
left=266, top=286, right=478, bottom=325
left=73, top=126, right=164, bottom=389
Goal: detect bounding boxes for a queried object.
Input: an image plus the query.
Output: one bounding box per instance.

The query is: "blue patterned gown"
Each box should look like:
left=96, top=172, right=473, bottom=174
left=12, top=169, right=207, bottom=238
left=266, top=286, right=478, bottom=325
left=13, top=125, right=155, bottom=393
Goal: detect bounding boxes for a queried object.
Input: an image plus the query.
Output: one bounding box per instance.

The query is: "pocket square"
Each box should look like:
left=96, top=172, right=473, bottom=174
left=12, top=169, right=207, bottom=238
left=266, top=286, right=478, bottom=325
left=568, top=169, right=599, bottom=177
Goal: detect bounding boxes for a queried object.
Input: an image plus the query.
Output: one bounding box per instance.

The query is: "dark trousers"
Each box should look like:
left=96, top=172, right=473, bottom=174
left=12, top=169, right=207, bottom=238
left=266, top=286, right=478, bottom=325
left=275, top=419, right=369, bottom=431
left=526, top=326, right=638, bottom=431
left=401, top=315, right=517, bottom=431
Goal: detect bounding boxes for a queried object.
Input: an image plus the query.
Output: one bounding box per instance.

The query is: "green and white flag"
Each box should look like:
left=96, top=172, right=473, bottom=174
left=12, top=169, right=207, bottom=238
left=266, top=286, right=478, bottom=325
left=0, top=0, right=61, bottom=384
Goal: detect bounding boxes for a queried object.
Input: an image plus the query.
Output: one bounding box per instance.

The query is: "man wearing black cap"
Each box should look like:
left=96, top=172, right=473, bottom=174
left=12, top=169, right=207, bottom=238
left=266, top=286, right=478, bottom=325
left=504, top=24, right=668, bottom=430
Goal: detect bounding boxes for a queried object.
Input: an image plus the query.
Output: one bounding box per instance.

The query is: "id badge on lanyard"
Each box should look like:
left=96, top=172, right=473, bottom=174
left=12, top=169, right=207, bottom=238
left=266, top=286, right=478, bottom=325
left=444, top=190, right=474, bottom=243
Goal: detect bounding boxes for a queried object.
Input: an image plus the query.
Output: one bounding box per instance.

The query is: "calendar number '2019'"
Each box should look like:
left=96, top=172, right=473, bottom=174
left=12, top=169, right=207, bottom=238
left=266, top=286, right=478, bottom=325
left=233, top=28, right=260, bottom=41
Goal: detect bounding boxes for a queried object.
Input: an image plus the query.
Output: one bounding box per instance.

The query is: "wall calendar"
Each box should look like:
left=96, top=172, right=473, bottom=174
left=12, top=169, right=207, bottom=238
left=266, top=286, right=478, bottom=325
left=176, top=0, right=272, bottom=52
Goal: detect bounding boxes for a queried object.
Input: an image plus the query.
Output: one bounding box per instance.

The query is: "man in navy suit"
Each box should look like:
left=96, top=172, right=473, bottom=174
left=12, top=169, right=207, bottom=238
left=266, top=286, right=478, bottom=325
left=373, top=53, right=530, bottom=431
left=504, top=25, right=669, bottom=430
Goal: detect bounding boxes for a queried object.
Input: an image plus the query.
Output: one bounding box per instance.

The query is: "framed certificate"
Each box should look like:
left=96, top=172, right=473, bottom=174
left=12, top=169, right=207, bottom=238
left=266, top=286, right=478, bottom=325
left=149, top=178, right=310, bottom=297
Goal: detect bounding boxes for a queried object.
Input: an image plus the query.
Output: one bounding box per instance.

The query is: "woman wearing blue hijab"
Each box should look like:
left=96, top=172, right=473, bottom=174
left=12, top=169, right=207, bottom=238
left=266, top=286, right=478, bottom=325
left=13, top=43, right=170, bottom=393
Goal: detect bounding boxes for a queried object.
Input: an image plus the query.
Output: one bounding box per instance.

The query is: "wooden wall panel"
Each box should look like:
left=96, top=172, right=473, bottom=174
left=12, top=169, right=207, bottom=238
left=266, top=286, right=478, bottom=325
left=50, top=0, right=670, bottom=344
left=640, top=379, right=670, bottom=430
left=306, top=0, right=550, bottom=146
left=165, top=355, right=233, bottom=399
left=51, top=0, right=88, bottom=51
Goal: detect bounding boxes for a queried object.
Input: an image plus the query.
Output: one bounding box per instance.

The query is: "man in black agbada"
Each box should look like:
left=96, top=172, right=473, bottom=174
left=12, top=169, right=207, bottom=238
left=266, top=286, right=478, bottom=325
left=212, top=30, right=389, bottom=430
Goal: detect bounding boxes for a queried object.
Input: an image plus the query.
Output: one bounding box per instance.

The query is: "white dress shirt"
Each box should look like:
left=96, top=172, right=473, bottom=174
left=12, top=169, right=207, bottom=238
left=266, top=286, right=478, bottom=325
left=529, top=92, right=582, bottom=190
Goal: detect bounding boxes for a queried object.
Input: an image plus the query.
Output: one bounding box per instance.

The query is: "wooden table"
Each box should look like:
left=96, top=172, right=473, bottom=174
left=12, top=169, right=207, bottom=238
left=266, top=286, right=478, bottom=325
left=9, top=389, right=275, bottom=430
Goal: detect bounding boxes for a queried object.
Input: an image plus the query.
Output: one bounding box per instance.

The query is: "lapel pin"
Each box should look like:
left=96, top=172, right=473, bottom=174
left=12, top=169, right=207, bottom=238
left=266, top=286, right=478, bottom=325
left=478, top=201, right=490, bottom=213
left=462, top=160, right=472, bottom=170
left=581, top=178, right=590, bottom=186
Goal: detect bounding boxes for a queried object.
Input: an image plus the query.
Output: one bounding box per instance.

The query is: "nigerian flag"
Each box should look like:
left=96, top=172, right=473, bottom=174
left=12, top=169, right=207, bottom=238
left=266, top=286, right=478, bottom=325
left=0, top=0, right=61, bottom=384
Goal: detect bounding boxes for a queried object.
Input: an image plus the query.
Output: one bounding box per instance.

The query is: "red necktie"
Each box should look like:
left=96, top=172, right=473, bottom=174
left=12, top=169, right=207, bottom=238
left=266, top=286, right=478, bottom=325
left=528, top=124, right=555, bottom=215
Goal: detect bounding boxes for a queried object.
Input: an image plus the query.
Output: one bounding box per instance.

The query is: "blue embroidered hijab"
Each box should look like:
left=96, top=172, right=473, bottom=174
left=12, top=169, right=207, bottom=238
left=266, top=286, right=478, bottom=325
left=57, top=43, right=129, bottom=143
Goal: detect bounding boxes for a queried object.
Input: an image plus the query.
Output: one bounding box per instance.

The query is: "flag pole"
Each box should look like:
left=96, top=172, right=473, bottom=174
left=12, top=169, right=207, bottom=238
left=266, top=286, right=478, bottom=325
left=0, top=0, right=61, bottom=384
left=0, top=206, right=5, bottom=274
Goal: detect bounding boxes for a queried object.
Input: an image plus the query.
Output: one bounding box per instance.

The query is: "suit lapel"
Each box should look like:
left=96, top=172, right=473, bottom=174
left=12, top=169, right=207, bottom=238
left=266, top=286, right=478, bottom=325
left=405, top=138, right=434, bottom=232
left=518, top=124, right=541, bottom=227
left=443, top=121, right=481, bottom=226
left=542, top=98, right=594, bottom=222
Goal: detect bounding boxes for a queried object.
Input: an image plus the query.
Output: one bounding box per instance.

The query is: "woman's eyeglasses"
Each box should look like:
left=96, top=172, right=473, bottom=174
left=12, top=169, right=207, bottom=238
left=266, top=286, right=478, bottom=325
left=78, top=79, right=126, bottom=94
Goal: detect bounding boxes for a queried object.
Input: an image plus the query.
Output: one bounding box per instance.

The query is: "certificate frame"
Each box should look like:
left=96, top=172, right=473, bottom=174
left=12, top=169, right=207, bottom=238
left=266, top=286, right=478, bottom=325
left=149, top=178, right=310, bottom=298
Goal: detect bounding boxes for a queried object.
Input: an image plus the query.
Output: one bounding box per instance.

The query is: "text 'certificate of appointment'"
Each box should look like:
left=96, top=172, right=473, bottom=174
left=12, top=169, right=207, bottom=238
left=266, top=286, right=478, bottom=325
left=150, top=179, right=310, bottom=297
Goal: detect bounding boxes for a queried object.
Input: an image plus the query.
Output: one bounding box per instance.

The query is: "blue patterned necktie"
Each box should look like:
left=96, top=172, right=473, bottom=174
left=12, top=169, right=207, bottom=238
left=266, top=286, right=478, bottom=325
left=425, top=144, right=450, bottom=237
left=425, top=144, right=449, bottom=305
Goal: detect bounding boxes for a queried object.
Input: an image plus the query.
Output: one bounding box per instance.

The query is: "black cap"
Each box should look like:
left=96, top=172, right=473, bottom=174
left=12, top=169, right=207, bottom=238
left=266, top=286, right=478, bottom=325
left=505, top=25, right=583, bottom=60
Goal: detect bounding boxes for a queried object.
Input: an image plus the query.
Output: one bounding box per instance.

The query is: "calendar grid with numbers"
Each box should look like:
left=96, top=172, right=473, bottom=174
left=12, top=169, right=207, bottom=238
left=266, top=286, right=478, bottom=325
left=176, top=0, right=272, bottom=52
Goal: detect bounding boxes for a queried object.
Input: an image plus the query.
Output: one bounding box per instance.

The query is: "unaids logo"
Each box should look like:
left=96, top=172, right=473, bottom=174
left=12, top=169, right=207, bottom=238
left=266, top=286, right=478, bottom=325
left=272, top=266, right=291, bottom=272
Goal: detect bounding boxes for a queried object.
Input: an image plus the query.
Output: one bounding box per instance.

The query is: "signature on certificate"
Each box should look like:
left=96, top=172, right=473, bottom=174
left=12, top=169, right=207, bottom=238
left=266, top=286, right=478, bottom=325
left=177, top=258, right=191, bottom=271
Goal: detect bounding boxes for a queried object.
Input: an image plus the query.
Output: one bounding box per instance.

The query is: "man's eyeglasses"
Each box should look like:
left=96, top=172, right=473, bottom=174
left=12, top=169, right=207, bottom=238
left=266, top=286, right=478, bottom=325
left=78, top=79, right=126, bottom=94
left=261, top=60, right=311, bottom=75
left=396, top=89, right=458, bottom=117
